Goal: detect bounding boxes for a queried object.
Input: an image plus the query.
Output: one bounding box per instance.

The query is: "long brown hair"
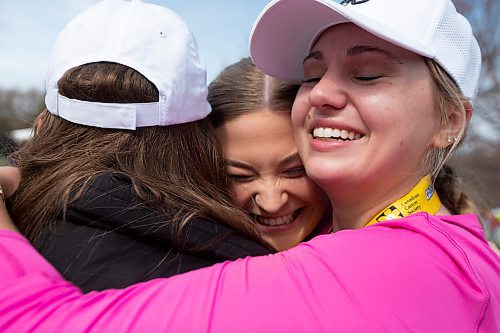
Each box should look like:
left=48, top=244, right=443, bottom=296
left=9, top=62, right=267, bottom=249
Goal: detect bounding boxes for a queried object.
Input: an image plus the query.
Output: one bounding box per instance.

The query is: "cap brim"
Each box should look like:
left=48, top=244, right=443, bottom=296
left=249, top=0, right=432, bottom=83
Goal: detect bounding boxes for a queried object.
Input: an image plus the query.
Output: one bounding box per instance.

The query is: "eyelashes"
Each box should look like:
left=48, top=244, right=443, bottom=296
left=302, top=78, right=320, bottom=84
left=354, top=75, right=383, bottom=81
left=228, top=174, right=254, bottom=183
left=228, top=167, right=306, bottom=184
left=301, top=74, right=384, bottom=85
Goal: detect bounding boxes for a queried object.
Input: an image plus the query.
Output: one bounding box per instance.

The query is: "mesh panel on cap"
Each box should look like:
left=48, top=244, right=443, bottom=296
left=429, top=1, right=480, bottom=98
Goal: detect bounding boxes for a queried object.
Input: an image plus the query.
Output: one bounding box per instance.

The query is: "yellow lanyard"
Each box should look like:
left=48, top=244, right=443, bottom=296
left=365, top=175, right=441, bottom=226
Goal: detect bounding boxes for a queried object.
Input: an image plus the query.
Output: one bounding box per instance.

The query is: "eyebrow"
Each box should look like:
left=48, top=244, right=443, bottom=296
left=347, top=45, right=403, bottom=64
left=303, top=45, right=404, bottom=65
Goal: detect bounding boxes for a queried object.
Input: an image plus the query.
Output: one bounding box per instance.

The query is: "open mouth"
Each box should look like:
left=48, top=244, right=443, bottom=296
left=312, top=127, right=363, bottom=141
left=253, top=209, right=302, bottom=227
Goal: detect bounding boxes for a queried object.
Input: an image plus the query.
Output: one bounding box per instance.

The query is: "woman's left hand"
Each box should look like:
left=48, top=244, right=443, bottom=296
left=0, top=166, right=20, bottom=198
left=0, top=192, right=18, bottom=232
left=0, top=166, right=20, bottom=232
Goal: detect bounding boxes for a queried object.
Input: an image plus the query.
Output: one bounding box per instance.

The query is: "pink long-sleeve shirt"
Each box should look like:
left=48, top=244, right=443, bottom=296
left=0, top=213, right=499, bottom=332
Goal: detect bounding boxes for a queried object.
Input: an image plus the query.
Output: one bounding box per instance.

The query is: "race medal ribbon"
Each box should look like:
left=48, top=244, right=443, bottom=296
left=365, top=175, right=441, bottom=226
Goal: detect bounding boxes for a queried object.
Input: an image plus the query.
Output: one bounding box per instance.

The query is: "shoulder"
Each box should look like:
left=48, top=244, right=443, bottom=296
left=75, top=173, right=137, bottom=206
left=65, top=173, right=270, bottom=257
left=60, top=173, right=174, bottom=242
left=182, top=218, right=271, bottom=257
left=260, top=213, right=497, bottom=330
left=306, top=213, right=488, bottom=269
left=288, top=213, right=495, bottom=299
left=196, top=213, right=496, bottom=331
left=67, top=173, right=163, bottom=227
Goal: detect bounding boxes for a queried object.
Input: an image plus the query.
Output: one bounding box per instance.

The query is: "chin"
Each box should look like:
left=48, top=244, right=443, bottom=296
left=271, top=242, right=297, bottom=252
left=306, top=163, right=342, bottom=184
left=265, top=236, right=300, bottom=251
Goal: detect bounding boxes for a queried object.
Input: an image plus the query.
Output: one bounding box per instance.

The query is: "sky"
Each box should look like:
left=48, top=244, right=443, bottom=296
left=0, top=0, right=271, bottom=90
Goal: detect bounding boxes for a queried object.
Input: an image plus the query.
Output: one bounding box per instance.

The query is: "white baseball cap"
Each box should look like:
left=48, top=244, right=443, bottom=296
left=250, top=0, right=481, bottom=100
left=45, top=0, right=211, bottom=130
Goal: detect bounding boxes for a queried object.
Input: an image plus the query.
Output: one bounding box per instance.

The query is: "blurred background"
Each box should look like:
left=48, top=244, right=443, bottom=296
left=0, top=1, right=499, bottom=235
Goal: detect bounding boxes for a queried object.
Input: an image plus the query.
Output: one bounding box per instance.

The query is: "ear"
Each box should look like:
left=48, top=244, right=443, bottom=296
left=432, top=101, right=472, bottom=148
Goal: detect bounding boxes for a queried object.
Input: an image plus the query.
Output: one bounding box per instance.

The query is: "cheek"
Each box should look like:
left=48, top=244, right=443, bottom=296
left=362, top=90, right=433, bottom=137
left=291, top=94, right=312, bottom=157
left=291, top=178, right=328, bottom=212
left=231, top=184, right=253, bottom=209
left=291, top=90, right=310, bottom=128
left=361, top=92, right=401, bottom=127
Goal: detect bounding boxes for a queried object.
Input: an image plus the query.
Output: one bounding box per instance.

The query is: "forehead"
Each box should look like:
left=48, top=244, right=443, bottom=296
left=309, top=23, right=418, bottom=60
left=217, top=109, right=294, bottom=146
left=216, top=109, right=298, bottom=164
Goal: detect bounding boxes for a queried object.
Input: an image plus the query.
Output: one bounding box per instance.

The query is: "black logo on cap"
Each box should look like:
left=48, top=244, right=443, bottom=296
left=340, top=0, right=371, bottom=5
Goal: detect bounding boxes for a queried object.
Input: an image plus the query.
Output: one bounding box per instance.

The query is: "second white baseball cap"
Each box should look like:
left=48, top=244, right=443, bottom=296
left=45, top=0, right=211, bottom=130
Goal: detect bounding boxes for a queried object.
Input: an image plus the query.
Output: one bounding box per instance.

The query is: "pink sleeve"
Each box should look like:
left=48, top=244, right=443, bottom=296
left=0, top=213, right=498, bottom=333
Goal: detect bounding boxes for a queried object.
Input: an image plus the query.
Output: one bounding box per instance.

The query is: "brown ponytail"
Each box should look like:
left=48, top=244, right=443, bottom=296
left=434, top=165, right=489, bottom=217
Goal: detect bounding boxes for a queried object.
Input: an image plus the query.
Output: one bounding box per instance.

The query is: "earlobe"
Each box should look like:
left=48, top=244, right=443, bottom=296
left=432, top=130, right=453, bottom=149
left=432, top=101, right=471, bottom=149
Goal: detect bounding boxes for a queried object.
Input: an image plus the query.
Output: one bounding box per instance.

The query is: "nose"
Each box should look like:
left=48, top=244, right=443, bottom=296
left=253, top=181, right=288, bottom=214
left=307, top=75, right=348, bottom=112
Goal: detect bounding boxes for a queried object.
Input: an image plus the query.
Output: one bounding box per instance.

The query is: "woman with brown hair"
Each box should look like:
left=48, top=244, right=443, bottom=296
left=5, top=0, right=272, bottom=292
left=3, top=0, right=331, bottom=293
left=208, top=57, right=330, bottom=251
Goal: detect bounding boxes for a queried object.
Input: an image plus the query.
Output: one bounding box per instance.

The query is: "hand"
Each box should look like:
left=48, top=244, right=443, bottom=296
left=0, top=166, right=20, bottom=198
left=0, top=166, right=20, bottom=232
left=0, top=192, right=18, bottom=232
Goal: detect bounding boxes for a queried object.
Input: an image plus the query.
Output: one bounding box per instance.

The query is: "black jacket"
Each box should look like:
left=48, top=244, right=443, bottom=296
left=38, top=174, right=271, bottom=292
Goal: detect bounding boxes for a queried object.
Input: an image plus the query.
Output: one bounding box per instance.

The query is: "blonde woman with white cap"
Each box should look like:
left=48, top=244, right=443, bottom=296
left=2, top=0, right=274, bottom=292
left=0, top=0, right=498, bottom=332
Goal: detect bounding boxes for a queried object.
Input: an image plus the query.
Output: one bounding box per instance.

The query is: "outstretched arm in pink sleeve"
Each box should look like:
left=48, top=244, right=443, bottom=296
left=0, top=213, right=498, bottom=333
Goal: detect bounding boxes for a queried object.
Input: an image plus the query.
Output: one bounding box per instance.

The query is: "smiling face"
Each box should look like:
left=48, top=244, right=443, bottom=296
left=292, top=23, right=447, bottom=227
left=216, top=108, right=328, bottom=250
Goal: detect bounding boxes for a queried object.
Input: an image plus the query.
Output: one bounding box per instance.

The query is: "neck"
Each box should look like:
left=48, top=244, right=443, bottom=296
left=327, top=175, right=441, bottom=231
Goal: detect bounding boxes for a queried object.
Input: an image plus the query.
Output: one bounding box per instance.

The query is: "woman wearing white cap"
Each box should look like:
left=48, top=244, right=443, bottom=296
left=0, top=0, right=336, bottom=293
left=0, top=0, right=498, bottom=332
left=1, top=0, right=275, bottom=292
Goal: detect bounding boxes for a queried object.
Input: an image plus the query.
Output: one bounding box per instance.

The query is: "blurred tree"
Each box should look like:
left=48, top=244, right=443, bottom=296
left=0, top=88, right=44, bottom=132
left=454, top=0, right=500, bottom=138
left=0, top=134, right=17, bottom=166
left=0, top=88, right=43, bottom=165
left=450, top=0, right=500, bottom=208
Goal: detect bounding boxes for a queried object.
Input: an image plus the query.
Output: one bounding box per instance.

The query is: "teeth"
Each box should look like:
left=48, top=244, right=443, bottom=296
left=312, top=127, right=362, bottom=141
left=255, top=212, right=295, bottom=226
